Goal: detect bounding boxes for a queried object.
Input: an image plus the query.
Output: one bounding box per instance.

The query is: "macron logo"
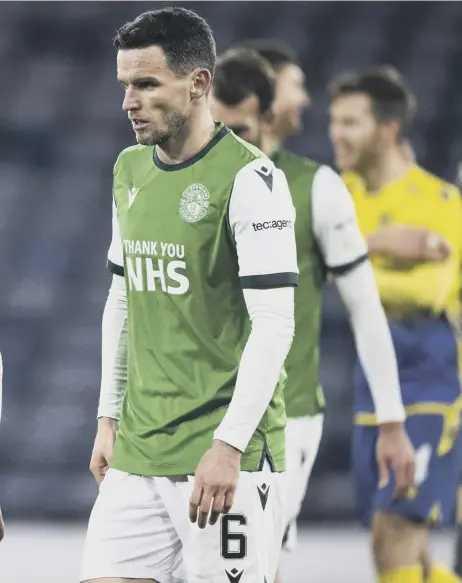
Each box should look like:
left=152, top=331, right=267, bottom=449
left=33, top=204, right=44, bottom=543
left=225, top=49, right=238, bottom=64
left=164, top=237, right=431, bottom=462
left=128, top=186, right=140, bottom=209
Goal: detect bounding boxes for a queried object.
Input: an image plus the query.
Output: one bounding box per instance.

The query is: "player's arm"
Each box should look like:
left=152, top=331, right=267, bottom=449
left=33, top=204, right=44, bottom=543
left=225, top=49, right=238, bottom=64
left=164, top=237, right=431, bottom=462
left=213, top=159, right=298, bottom=453
left=98, top=200, right=128, bottom=423
left=372, top=191, right=461, bottom=311
left=90, top=197, right=128, bottom=485
left=312, top=166, right=405, bottom=425
left=367, top=225, right=450, bottom=263
left=313, top=166, right=414, bottom=493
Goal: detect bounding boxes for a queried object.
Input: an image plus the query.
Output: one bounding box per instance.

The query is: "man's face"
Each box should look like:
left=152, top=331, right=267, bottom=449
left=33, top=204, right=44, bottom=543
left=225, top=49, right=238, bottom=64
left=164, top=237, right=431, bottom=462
left=117, top=46, right=193, bottom=146
left=272, top=63, right=309, bottom=138
left=210, top=92, right=264, bottom=147
left=329, top=93, right=387, bottom=173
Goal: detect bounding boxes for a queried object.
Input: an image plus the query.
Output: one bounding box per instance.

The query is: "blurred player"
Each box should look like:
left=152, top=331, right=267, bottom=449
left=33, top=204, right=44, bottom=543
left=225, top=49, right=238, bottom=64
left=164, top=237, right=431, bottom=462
left=80, top=8, right=299, bottom=583
left=330, top=67, right=462, bottom=583
left=231, top=39, right=310, bottom=154
left=211, top=48, right=414, bottom=583
left=453, top=161, right=462, bottom=578
left=0, top=351, right=3, bottom=541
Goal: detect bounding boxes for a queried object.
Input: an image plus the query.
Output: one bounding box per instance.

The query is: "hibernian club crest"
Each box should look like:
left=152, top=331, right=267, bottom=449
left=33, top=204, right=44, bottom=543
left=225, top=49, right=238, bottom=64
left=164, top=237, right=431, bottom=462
left=179, top=184, right=210, bottom=223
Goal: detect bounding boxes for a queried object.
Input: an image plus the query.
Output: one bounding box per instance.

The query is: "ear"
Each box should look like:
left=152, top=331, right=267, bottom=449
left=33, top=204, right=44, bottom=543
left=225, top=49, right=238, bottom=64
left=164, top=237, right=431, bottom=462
left=262, top=106, right=275, bottom=126
left=190, top=68, right=212, bottom=100
left=385, top=119, right=401, bottom=144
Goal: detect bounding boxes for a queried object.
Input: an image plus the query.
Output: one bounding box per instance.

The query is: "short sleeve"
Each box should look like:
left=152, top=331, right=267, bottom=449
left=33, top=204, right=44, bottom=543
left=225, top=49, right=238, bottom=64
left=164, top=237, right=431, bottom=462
left=312, top=165, right=368, bottom=276
left=228, top=158, right=298, bottom=289
left=107, top=199, right=124, bottom=276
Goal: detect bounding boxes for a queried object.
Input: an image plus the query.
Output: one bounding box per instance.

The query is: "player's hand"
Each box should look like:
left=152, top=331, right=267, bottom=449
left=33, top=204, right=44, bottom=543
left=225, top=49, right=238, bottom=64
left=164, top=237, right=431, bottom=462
left=368, top=225, right=450, bottom=263
left=89, top=417, right=118, bottom=486
left=0, top=507, right=4, bottom=541
left=376, top=422, right=415, bottom=499
left=189, top=439, right=241, bottom=529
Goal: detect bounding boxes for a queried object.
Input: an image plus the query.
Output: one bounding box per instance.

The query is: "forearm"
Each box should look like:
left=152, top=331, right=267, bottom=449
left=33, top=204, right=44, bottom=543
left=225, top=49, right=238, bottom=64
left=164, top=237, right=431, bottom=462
left=97, top=274, right=128, bottom=420
left=336, top=262, right=405, bottom=423
left=214, top=287, right=295, bottom=452
left=367, top=228, right=450, bottom=262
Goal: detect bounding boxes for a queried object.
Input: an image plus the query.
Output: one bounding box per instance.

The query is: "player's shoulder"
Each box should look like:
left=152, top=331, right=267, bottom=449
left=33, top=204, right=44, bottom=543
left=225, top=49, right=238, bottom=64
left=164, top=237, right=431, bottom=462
left=274, top=149, right=321, bottom=179
left=223, top=129, right=269, bottom=166
left=341, top=171, right=364, bottom=195
left=411, top=165, right=460, bottom=202
left=114, top=144, right=154, bottom=172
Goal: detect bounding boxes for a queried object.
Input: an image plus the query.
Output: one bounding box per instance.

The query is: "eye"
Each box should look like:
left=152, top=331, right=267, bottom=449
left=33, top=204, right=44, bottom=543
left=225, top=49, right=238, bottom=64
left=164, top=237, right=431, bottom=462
left=137, top=79, right=160, bottom=90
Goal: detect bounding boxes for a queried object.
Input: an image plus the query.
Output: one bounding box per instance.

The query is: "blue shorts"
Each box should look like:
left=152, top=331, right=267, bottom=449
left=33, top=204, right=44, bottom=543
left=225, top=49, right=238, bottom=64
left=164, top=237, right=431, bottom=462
left=353, top=413, right=461, bottom=527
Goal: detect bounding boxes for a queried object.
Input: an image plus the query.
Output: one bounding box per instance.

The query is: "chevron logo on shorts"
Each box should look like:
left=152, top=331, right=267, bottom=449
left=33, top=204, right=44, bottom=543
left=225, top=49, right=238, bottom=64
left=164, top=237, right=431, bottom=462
left=257, top=482, right=270, bottom=510
left=225, top=568, right=244, bottom=583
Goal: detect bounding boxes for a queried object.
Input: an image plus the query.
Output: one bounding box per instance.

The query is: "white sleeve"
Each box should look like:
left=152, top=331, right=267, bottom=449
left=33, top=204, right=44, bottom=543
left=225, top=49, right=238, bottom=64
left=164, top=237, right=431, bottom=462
left=228, top=158, right=298, bottom=289
left=107, top=200, right=124, bottom=276
left=213, top=287, right=295, bottom=452
left=97, top=274, right=128, bottom=420
left=336, top=262, right=406, bottom=423
left=312, top=166, right=405, bottom=423
left=312, top=165, right=368, bottom=275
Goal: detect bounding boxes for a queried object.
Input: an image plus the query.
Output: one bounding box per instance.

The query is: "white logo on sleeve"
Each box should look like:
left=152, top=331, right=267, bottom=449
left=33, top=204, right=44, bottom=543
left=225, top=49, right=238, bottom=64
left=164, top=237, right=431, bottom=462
left=128, top=186, right=139, bottom=209
left=179, top=184, right=210, bottom=222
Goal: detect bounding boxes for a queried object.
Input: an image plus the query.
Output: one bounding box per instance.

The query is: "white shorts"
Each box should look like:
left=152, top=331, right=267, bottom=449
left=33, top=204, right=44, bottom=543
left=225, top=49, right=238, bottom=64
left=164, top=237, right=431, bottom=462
left=282, top=414, right=324, bottom=551
left=80, top=463, right=286, bottom=583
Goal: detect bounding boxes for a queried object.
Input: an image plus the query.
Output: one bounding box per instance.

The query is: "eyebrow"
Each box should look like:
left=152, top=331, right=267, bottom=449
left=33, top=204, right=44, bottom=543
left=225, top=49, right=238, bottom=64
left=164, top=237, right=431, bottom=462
left=118, top=76, right=160, bottom=86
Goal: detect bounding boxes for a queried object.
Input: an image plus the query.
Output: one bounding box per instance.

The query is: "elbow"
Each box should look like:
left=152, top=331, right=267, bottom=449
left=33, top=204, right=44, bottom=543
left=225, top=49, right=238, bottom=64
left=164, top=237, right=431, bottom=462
left=251, top=312, right=295, bottom=354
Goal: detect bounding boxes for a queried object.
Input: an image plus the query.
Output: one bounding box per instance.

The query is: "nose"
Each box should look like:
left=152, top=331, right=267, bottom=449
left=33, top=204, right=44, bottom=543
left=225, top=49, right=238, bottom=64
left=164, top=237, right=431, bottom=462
left=122, top=87, right=140, bottom=112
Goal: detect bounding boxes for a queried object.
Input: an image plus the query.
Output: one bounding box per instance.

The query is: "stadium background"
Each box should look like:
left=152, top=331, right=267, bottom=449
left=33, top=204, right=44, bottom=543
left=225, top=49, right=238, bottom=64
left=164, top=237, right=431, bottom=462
left=0, top=1, right=461, bottom=581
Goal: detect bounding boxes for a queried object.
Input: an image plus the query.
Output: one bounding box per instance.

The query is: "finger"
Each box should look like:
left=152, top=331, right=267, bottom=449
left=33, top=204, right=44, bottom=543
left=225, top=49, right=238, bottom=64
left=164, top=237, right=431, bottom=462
left=406, top=459, right=416, bottom=488
left=378, top=460, right=389, bottom=489
left=90, top=462, right=107, bottom=485
left=198, top=490, right=214, bottom=529
left=209, top=493, right=226, bottom=526
left=393, top=465, right=409, bottom=500
left=189, top=483, right=203, bottom=524
left=223, top=489, right=236, bottom=514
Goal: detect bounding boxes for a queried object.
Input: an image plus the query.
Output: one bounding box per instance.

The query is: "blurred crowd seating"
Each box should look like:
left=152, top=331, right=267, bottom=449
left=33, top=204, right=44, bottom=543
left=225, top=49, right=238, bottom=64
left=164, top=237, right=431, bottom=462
left=0, top=1, right=461, bottom=520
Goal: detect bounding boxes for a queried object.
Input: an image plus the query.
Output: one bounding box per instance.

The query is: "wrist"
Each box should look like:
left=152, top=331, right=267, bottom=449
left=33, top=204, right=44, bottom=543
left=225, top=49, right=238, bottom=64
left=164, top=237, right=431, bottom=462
left=367, top=232, right=389, bottom=256
left=212, top=439, right=242, bottom=458
left=97, top=416, right=118, bottom=432
left=378, top=421, right=405, bottom=435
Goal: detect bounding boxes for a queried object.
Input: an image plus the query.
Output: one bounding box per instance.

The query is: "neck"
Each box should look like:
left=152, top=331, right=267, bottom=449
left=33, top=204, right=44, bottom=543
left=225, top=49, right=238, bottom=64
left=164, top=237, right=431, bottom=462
left=361, top=146, right=411, bottom=193
left=156, top=105, right=215, bottom=165
left=261, top=131, right=283, bottom=157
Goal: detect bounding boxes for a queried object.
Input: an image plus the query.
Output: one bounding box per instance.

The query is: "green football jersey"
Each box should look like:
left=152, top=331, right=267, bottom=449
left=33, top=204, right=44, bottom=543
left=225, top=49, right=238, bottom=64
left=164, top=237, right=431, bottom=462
left=271, top=150, right=326, bottom=418
left=107, top=124, right=298, bottom=476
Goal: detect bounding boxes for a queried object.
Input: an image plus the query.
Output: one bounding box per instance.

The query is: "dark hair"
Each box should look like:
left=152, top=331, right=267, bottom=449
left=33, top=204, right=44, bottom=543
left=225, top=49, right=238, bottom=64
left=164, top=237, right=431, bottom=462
left=329, top=66, right=416, bottom=135
left=213, top=49, right=275, bottom=114
left=113, top=7, right=216, bottom=76
left=231, top=39, right=298, bottom=71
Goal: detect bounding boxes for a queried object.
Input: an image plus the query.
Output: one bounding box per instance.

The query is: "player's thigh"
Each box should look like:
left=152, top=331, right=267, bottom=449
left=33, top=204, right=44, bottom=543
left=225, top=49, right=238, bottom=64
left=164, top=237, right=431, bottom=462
left=80, top=469, right=184, bottom=583
left=352, top=424, right=379, bottom=526
left=375, top=414, right=461, bottom=525
left=285, top=414, right=323, bottom=520
left=282, top=415, right=323, bottom=551
left=173, top=464, right=287, bottom=583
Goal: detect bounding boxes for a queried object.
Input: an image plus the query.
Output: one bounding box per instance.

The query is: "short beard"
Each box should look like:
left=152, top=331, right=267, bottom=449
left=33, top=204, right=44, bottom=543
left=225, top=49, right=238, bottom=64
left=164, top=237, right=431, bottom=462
left=137, top=110, right=188, bottom=147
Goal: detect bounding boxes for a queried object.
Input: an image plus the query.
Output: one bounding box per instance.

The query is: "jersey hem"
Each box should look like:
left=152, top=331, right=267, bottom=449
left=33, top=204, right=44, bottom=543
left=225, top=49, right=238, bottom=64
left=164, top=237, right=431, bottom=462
left=110, top=451, right=285, bottom=475
left=355, top=398, right=462, bottom=425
